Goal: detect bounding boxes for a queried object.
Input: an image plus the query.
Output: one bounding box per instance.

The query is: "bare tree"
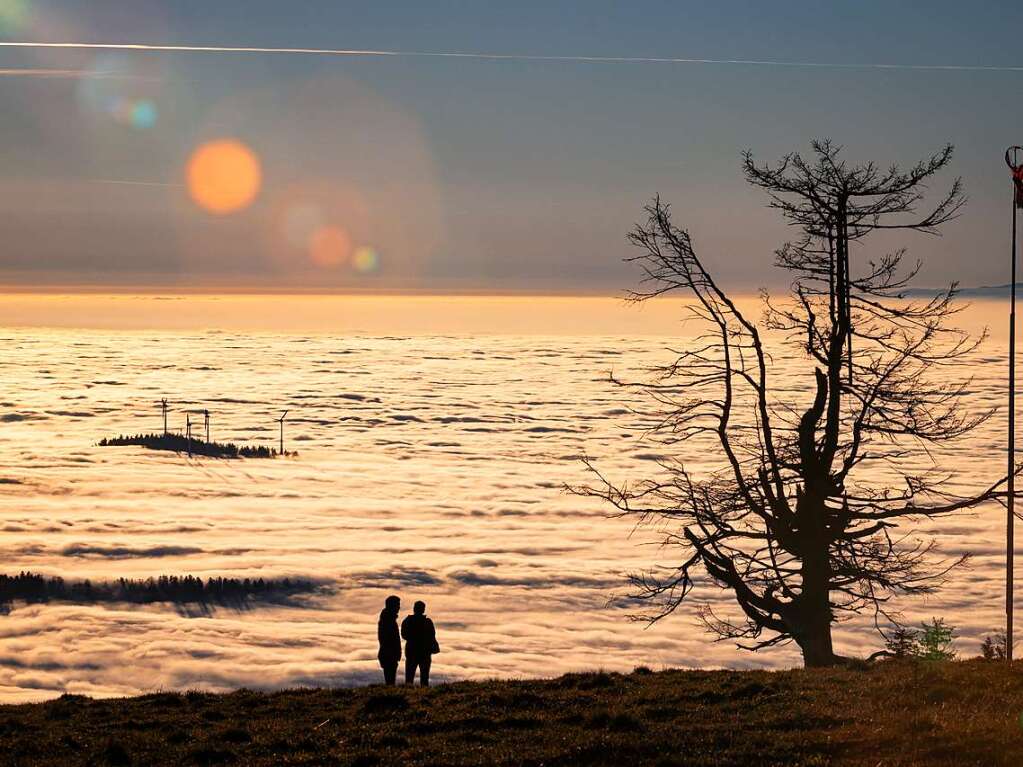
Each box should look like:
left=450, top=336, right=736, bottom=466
left=580, top=141, right=1009, bottom=667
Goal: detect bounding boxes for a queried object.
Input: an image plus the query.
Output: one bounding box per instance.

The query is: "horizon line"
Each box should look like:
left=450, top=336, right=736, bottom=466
left=0, top=41, right=1021, bottom=72
left=0, top=286, right=640, bottom=299
left=0, top=285, right=1005, bottom=299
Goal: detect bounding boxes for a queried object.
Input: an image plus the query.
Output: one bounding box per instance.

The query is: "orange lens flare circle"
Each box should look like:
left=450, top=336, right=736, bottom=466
left=186, top=139, right=262, bottom=215
left=309, top=225, right=353, bottom=268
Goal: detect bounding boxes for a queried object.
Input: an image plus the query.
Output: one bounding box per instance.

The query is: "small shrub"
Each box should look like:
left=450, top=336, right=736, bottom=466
left=884, top=625, right=919, bottom=658
left=981, top=631, right=1008, bottom=661
left=882, top=619, right=957, bottom=660
left=916, top=618, right=956, bottom=661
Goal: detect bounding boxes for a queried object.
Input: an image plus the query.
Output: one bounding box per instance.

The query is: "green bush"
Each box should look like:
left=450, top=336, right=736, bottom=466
left=916, top=618, right=957, bottom=661
left=884, top=618, right=957, bottom=661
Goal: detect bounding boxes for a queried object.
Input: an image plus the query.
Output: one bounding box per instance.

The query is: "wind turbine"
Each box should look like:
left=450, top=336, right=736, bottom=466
left=186, top=413, right=193, bottom=458
left=276, top=410, right=289, bottom=456
left=159, top=398, right=169, bottom=435
left=203, top=409, right=210, bottom=444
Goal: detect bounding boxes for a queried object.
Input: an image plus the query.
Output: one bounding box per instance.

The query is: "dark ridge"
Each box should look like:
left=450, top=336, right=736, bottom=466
left=903, top=282, right=1023, bottom=298
left=98, top=433, right=296, bottom=459
left=0, top=572, right=324, bottom=610
left=0, top=664, right=1020, bottom=766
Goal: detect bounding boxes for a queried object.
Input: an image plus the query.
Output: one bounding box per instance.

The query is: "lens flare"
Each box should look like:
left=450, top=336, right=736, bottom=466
left=182, top=74, right=442, bottom=283
left=186, top=139, right=262, bottom=215
left=76, top=54, right=164, bottom=131
left=353, top=246, right=380, bottom=273
left=129, top=99, right=157, bottom=129
left=282, top=202, right=325, bottom=249
left=0, top=0, right=30, bottom=34
left=309, top=226, right=352, bottom=268
left=109, top=96, right=157, bottom=129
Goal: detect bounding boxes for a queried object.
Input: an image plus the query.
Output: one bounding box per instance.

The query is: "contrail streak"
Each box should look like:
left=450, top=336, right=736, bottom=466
left=0, top=67, right=86, bottom=77
left=0, top=41, right=1020, bottom=72
left=0, top=67, right=154, bottom=78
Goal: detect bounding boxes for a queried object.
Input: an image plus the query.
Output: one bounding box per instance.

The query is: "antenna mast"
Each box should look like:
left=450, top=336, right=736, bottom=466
left=277, top=410, right=289, bottom=456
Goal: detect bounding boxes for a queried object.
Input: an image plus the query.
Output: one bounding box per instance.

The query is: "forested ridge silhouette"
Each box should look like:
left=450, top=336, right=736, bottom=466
left=0, top=572, right=321, bottom=608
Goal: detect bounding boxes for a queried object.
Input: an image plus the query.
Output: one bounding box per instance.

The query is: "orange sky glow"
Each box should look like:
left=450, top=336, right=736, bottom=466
left=0, top=292, right=1007, bottom=338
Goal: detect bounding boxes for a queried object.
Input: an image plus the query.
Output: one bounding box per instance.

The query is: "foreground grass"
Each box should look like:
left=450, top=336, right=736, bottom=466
left=1, top=661, right=1021, bottom=766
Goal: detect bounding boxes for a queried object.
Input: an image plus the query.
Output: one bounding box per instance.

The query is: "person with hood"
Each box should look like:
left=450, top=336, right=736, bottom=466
left=377, top=595, right=401, bottom=685
left=400, top=600, right=439, bottom=686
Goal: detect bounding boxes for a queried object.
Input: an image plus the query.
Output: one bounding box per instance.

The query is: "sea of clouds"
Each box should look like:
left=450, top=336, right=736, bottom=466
left=0, top=327, right=1013, bottom=701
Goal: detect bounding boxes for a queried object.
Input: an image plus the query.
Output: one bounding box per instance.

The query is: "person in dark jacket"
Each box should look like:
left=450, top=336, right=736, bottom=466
left=400, top=600, right=438, bottom=686
left=377, top=595, right=401, bottom=685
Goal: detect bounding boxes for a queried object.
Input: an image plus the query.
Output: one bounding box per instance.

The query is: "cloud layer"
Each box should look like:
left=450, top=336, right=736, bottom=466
left=0, top=323, right=1012, bottom=701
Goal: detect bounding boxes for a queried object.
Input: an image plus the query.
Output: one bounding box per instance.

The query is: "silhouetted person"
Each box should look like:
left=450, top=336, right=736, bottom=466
left=401, top=600, right=438, bottom=686
left=377, top=595, right=401, bottom=685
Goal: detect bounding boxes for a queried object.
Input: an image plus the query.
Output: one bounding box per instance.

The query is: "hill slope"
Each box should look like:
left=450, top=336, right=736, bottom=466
left=1, top=661, right=1021, bottom=766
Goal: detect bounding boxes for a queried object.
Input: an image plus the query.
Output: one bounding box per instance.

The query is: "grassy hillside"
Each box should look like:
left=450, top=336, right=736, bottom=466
left=1, top=661, right=1021, bottom=766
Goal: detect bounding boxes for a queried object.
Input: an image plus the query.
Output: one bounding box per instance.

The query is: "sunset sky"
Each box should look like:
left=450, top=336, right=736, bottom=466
left=4, top=2, right=1023, bottom=710
left=2, top=1, right=1023, bottom=292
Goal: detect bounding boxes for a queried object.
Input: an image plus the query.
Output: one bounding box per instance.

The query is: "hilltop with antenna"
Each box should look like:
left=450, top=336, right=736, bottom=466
left=98, top=400, right=296, bottom=459
left=98, top=433, right=291, bottom=459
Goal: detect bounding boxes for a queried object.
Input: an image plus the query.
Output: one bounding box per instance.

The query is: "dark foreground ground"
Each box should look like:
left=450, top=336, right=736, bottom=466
left=1, top=661, right=1021, bottom=766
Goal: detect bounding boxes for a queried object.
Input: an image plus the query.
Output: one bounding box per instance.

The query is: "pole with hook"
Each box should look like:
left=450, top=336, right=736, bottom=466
left=1005, top=145, right=1022, bottom=662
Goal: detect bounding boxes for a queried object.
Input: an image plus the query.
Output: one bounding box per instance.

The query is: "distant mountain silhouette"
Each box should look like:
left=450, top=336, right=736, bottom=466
left=903, top=283, right=1023, bottom=298
left=0, top=572, right=323, bottom=614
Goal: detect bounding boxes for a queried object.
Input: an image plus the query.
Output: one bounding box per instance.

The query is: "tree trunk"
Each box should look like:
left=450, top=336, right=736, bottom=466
left=795, top=618, right=836, bottom=667
left=794, top=542, right=837, bottom=667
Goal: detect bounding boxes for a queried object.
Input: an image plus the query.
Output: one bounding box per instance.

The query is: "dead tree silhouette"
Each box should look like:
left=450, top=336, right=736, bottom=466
left=577, top=141, right=1014, bottom=667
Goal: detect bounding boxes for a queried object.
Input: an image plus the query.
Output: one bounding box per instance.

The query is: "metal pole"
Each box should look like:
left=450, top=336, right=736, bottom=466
left=277, top=411, right=288, bottom=456
left=1010, top=181, right=1017, bottom=663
